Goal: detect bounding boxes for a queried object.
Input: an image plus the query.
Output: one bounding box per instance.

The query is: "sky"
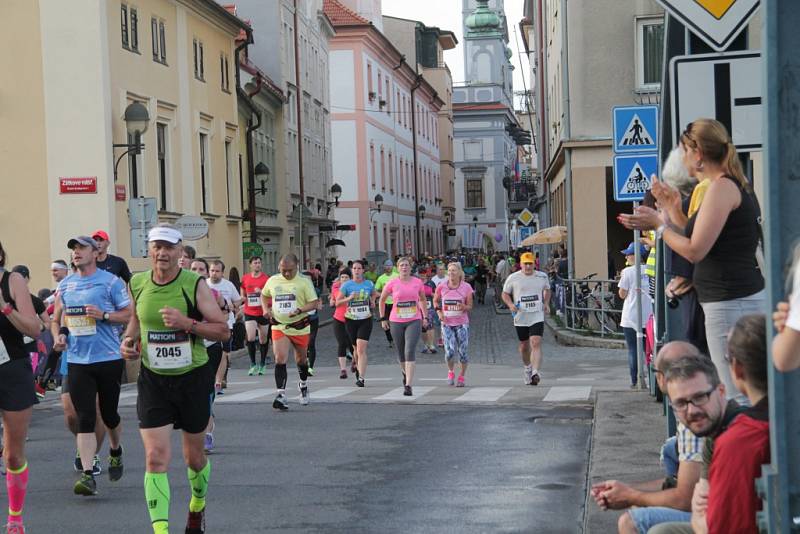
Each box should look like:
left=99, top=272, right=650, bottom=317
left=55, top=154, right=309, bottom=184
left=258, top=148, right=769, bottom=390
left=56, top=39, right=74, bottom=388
left=382, top=0, right=530, bottom=103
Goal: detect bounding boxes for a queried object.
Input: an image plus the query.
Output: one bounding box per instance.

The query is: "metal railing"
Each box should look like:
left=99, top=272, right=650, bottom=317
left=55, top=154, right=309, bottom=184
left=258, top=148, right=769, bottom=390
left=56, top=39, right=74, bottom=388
left=552, top=275, right=623, bottom=338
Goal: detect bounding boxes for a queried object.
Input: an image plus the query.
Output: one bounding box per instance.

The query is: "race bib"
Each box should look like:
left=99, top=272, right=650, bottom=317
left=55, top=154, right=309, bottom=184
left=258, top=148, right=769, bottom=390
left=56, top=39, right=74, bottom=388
left=348, top=299, right=371, bottom=320
left=519, top=294, right=542, bottom=312
left=64, top=306, right=96, bottom=336
left=0, top=338, right=10, bottom=366
left=147, top=331, right=192, bottom=370
left=247, top=293, right=261, bottom=307
left=273, top=294, right=297, bottom=315
left=443, top=299, right=463, bottom=318
left=396, top=301, right=418, bottom=319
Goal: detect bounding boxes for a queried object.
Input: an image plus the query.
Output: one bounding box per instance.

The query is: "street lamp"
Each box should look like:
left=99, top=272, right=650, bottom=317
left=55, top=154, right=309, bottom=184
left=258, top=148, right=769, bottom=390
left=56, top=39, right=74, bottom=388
left=472, top=215, right=478, bottom=228
left=443, top=211, right=452, bottom=224
left=369, top=193, right=384, bottom=226
left=113, top=101, right=150, bottom=182
left=253, top=162, right=270, bottom=195
left=327, top=183, right=342, bottom=208
left=418, top=205, right=426, bottom=220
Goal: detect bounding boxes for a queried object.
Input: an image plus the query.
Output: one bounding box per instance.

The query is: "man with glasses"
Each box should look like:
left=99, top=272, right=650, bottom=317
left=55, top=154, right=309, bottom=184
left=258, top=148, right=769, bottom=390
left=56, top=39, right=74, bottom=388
left=590, top=342, right=705, bottom=534
left=92, top=230, right=132, bottom=284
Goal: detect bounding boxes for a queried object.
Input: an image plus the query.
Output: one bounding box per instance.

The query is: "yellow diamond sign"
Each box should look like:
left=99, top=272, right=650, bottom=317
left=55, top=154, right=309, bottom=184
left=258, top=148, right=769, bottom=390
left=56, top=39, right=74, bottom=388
left=517, top=208, right=534, bottom=227
left=657, top=0, right=759, bottom=51
left=695, top=0, right=735, bottom=20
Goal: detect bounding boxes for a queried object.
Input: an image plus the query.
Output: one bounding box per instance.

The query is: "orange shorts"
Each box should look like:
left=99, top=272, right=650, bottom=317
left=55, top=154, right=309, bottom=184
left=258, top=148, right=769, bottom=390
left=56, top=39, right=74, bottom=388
left=271, top=329, right=310, bottom=348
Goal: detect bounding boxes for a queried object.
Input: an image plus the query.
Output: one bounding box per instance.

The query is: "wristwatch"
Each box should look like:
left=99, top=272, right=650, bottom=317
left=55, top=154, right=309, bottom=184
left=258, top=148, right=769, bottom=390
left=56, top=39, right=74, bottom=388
left=102, top=312, right=110, bottom=322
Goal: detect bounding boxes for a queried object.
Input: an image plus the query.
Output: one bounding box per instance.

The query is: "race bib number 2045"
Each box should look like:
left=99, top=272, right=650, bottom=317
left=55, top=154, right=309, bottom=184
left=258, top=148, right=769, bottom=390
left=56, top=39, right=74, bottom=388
left=147, top=331, right=192, bottom=370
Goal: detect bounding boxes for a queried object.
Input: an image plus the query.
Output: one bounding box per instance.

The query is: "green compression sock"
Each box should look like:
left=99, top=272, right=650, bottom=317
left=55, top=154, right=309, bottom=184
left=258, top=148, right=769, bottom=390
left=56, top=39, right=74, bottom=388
left=187, top=461, right=211, bottom=513
left=144, top=472, right=170, bottom=533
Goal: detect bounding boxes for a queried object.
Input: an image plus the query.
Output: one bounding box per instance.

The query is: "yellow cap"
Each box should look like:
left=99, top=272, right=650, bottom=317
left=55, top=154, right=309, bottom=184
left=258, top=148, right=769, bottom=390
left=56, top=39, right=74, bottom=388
left=520, top=252, right=535, bottom=264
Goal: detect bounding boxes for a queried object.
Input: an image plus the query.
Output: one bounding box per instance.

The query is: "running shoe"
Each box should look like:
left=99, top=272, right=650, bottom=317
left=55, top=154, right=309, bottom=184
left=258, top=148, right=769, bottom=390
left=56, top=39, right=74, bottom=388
left=531, top=373, right=541, bottom=386
left=185, top=507, right=206, bottom=534
left=107, top=446, right=123, bottom=482
left=524, top=367, right=533, bottom=385
left=92, top=455, right=102, bottom=476
left=247, top=365, right=258, bottom=376
left=420, top=347, right=430, bottom=354
left=307, top=367, right=315, bottom=377
left=257, top=365, right=266, bottom=376
left=34, top=383, right=46, bottom=400
left=5, top=522, right=25, bottom=534
left=355, top=377, right=365, bottom=388
left=272, top=393, right=289, bottom=411
left=447, top=370, right=455, bottom=386
left=73, top=473, right=97, bottom=496
left=403, top=385, right=413, bottom=397
left=298, top=381, right=310, bottom=406
left=73, top=452, right=81, bottom=473
left=339, top=369, right=348, bottom=380
left=203, top=433, right=215, bottom=454
left=456, top=375, right=466, bottom=388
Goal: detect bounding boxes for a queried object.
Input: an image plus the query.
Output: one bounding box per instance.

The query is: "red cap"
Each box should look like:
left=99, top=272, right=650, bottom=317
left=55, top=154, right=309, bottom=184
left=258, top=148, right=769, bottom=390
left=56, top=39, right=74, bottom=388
left=92, top=230, right=110, bottom=241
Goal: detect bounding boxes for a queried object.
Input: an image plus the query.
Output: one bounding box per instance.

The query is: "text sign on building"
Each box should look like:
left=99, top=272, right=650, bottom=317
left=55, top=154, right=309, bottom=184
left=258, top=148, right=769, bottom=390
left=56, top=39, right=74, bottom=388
left=613, top=154, right=660, bottom=202
left=59, top=177, right=97, bottom=194
left=656, top=0, right=759, bottom=51
left=613, top=106, right=659, bottom=154
left=115, top=184, right=126, bottom=201
left=670, top=51, right=762, bottom=151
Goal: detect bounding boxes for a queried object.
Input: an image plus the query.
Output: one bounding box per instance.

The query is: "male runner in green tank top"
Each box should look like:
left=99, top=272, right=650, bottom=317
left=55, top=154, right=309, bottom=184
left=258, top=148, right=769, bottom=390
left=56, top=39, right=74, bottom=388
left=121, top=224, right=229, bottom=534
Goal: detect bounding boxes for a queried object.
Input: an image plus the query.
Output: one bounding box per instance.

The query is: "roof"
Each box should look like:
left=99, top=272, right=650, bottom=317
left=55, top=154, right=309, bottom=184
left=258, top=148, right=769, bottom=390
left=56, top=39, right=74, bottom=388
left=453, top=102, right=509, bottom=111
left=219, top=3, right=251, bottom=41
left=323, top=0, right=370, bottom=27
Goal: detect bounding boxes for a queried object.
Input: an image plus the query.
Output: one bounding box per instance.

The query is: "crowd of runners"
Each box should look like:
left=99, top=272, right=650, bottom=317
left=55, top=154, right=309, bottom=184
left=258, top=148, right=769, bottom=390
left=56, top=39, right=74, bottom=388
left=0, top=223, right=557, bottom=533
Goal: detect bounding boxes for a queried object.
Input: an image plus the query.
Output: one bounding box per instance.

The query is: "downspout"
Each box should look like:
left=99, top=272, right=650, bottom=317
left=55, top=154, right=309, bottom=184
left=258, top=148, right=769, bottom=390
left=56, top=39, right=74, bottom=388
left=235, top=28, right=260, bottom=244
left=410, top=73, right=423, bottom=259
left=560, top=0, right=574, bottom=278
left=293, top=0, right=306, bottom=266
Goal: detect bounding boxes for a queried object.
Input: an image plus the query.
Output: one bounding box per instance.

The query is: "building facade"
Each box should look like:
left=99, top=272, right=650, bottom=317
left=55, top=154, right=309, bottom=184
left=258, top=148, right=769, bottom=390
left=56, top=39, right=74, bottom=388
left=326, top=0, right=445, bottom=260
left=452, top=0, right=520, bottom=253
left=1, top=0, right=249, bottom=284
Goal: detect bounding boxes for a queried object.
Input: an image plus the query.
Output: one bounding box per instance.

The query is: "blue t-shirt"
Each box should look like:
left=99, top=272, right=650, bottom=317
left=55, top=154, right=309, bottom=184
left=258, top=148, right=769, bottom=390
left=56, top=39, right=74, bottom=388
left=340, top=279, right=375, bottom=320
left=58, top=269, right=130, bottom=365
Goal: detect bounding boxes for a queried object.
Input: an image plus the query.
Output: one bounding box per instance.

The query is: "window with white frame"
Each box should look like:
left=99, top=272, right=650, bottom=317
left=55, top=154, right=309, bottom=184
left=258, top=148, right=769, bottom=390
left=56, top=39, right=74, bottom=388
left=636, top=17, right=664, bottom=90
left=199, top=132, right=210, bottom=213
left=151, top=17, right=166, bottom=63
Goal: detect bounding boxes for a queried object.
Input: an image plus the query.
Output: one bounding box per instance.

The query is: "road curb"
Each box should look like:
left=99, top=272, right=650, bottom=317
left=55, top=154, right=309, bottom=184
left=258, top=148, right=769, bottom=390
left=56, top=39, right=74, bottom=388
left=544, top=317, right=625, bottom=349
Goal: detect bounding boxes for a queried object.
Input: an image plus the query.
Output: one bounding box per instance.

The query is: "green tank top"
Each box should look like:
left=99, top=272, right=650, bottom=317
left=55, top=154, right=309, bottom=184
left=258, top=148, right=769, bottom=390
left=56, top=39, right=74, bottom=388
left=130, top=269, right=207, bottom=375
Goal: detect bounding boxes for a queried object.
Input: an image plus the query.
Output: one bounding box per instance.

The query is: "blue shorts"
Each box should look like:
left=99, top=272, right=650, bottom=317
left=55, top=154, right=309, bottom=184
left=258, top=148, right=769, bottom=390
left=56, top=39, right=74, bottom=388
left=627, top=507, right=691, bottom=534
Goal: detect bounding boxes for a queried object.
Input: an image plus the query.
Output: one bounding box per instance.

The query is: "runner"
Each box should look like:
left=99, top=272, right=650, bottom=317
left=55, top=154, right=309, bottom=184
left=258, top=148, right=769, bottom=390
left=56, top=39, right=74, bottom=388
left=91, top=230, right=132, bottom=284
left=379, top=257, right=429, bottom=396
left=121, top=225, right=229, bottom=534
left=419, top=269, right=438, bottom=354
left=339, top=261, right=377, bottom=387
left=501, top=252, right=551, bottom=385
left=0, top=241, right=41, bottom=534
left=51, top=236, right=132, bottom=496
left=374, top=260, right=398, bottom=348
left=207, top=260, right=241, bottom=389
left=433, top=262, right=474, bottom=386
left=240, top=257, right=270, bottom=376
left=330, top=269, right=353, bottom=379
left=261, top=254, right=320, bottom=411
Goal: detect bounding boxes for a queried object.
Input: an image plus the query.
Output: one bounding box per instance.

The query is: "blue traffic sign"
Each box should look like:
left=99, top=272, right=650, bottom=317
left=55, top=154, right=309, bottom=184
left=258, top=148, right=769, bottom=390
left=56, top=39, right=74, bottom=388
left=613, top=105, right=659, bottom=153
left=613, top=154, right=659, bottom=202
left=519, top=226, right=533, bottom=241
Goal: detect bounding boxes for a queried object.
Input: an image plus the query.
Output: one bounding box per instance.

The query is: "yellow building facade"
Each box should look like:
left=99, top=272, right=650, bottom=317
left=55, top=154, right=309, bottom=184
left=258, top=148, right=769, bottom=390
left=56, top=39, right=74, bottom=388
left=1, top=0, right=249, bottom=286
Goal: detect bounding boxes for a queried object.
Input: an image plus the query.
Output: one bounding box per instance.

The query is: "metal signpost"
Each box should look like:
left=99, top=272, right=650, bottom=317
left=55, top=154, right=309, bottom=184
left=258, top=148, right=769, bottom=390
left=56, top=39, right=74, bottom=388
left=613, top=106, right=659, bottom=390
left=128, top=197, right=157, bottom=258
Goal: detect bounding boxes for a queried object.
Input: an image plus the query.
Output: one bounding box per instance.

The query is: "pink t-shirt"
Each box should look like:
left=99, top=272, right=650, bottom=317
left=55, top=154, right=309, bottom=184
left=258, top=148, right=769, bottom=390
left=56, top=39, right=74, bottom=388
left=332, top=281, right=347, bottom=323
left=385, top=277, right=424, bottom=322
left=435, top=281, right=474, bottom=326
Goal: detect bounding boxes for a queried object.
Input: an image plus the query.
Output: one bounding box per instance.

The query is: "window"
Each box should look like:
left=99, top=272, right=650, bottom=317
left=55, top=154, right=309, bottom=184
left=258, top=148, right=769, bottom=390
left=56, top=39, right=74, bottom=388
left=466, top=178, right=483, bottom=208
left=370, top=144, right=376, bottom=188
left=129, top=7, right=139, bottom=51
left=121, top=5, right=129, bottom=47
left=636, top=17, right=664, bottom=90
left=367, top=63, right=373, bottom=98
left=225, top=139, right=233, bottom=214
left=388, top=153, right=393, bottom=192
left=193, top=39, right=204, bottom=81
left=378, top=72, right=382, bottom=97
left=199, top=133, right=209, bottom=212
left=464, top=140, right=483, bottom=161
left=220, top=53, right=230, bottom=91
left=396, top=90, right=401, bottom=123
left=380, top=148, right=385, bottom=191
left=151, top=18, right=166, bottom=63
left=157, top=123, right=168, bottom=210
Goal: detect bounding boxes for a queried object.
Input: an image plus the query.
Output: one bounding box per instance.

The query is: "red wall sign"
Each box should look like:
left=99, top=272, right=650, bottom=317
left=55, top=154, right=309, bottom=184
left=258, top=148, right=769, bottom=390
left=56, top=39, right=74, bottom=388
left=59, top=177, right=97, bottom=194
left=115, top=184, right=127, bottom=201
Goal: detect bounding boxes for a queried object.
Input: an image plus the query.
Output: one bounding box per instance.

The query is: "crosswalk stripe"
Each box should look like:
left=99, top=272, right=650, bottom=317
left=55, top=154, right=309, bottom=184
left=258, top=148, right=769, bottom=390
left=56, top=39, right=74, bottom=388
left=307, top=387, right=359, bottom=399
left=543, top=386, right=592, bottom=402
left=451, top=387, right=511, bottom=403
left=216, top=388, right=277, bottom=403
left=373, top=386, right=435, bottom=401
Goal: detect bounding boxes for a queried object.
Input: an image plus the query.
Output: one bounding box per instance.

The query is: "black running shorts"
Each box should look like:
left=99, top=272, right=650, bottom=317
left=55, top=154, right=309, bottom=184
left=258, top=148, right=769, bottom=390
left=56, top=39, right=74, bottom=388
left=244, top=314, right=269, bottom=326
left=137, top=362, right=214, bottom=434
left=515, top=322, right=544, bottom=342
left=0, top=358, right=36, bottom=412
left=345, top=317, right=373, bottom=342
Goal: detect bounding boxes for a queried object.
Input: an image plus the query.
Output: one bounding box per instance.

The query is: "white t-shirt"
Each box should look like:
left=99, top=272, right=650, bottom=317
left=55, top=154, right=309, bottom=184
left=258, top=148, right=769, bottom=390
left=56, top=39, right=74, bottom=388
left=786, top=267, right=800, bottom=332
left=503, top=270, right=549, bottom=327
left=431, top=275, right=447, bottom=287
left=618, top=266, right=653, bottom=330
left=207, top=278, right=241, bottom=329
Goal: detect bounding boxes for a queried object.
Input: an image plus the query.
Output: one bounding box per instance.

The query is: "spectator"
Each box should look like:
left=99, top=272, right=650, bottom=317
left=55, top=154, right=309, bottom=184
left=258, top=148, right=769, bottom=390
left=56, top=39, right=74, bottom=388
left=772, top=243, right=800, bottom=372
left=591, top=341, right=705, bottom=534
left=91, top=230, right=132, bottom=283
left=179, top=244, right=196, bottom=270
left=620, top=119, right=765, bottom=404
left=649, top=314, right=769, bottom=534
left=618, top=242, right=653, bottom=388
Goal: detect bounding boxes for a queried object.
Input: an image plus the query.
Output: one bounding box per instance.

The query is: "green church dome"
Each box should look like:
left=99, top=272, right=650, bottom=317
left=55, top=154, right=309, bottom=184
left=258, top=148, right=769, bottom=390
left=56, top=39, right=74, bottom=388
left=466, top=0, right=501, bottom=32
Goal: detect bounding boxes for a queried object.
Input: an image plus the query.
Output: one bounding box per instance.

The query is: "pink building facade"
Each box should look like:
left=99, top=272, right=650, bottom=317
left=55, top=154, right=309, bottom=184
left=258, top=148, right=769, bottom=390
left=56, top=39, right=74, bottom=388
left=325, top=0, right=444, bottom=260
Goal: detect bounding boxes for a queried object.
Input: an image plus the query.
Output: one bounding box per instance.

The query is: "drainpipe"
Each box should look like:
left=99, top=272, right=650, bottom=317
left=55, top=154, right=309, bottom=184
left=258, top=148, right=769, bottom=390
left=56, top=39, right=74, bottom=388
left=293, top=0, right=307, bottom=267
left=410, top=73, right=423, bottom=259
left=244, top=77, right=263, bottom=244
left=560, top=0, right=574, bottom=278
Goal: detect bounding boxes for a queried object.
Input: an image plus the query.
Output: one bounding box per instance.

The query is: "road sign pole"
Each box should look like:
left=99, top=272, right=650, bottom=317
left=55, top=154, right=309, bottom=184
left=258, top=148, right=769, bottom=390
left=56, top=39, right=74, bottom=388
left=633, top=202, right=646, bottom=391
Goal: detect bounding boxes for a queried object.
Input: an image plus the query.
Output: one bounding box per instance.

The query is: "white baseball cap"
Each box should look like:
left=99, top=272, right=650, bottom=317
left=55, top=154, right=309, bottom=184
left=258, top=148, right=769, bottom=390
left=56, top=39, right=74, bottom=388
left=147, top=226, right=183, bottom=244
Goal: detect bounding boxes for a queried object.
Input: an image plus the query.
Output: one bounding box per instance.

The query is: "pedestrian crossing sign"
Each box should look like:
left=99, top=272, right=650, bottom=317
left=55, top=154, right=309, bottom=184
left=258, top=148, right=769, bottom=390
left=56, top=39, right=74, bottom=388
left=613, top=154, right=660, bottom=202
left=613, top=105, right=659, bottom=154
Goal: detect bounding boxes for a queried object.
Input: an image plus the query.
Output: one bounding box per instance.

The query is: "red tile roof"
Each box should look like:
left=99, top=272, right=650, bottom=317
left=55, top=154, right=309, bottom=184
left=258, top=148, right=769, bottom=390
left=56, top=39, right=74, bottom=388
left=323, top=0, right=370, bottom=26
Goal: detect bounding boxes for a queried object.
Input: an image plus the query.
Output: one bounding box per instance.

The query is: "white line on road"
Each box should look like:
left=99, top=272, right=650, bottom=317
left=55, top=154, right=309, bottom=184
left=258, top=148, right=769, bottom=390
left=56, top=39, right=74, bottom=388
left=555, top=377, right=596, bottom=382
left=419, top=378, right=447, bottom=382
left=451, top=387, right=511, bottom=403
left=307, top=387, right=359, bottom=399
left=543, top=386, right=592, bottom=402
left=373, top=386, right=435, bottom=401
left=216, top=388, right=276, bottom=403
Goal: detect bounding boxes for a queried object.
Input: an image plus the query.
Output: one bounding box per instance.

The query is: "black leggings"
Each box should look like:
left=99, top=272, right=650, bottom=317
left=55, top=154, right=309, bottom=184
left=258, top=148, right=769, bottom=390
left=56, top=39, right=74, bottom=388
left=333, top=319, right=351, bottom=358
left=68, top=359, right=124, bottom=434
left=383, top=303, right=394, bottom=343
left=308, top=318, right=319, bottom=368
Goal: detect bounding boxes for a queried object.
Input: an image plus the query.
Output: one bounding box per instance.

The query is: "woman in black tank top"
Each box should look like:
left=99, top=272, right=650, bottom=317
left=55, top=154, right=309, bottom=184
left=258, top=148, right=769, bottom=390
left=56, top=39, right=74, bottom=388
left=0, top=241, right=43, bottom=531
left=618, top=119, right=765, bottom=406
